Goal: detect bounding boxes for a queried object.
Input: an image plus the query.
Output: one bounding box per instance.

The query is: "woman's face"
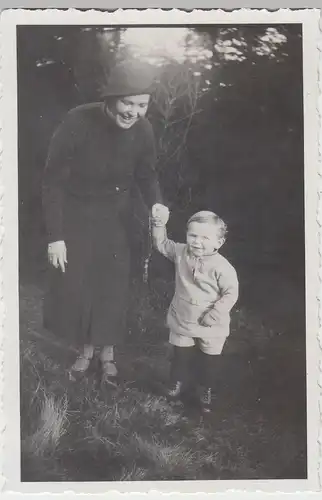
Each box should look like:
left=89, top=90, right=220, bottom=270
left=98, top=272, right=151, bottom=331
left=106, top=94, right=150, bottom=129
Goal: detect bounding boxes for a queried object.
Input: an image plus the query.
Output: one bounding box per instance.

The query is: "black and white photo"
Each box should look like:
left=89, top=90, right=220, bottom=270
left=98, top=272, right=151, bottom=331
left=1, top=8, right=320, bottom=495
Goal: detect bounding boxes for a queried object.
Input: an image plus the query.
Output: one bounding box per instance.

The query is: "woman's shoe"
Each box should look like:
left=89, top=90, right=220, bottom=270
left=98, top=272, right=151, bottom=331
left=100, top=360, right=118, bottom=388
left=68, top=355, right=91, bottom=381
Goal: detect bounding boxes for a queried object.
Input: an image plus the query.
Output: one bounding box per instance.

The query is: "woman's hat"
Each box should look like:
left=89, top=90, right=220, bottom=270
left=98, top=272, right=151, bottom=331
left=100, top=59, right=158, bottom=98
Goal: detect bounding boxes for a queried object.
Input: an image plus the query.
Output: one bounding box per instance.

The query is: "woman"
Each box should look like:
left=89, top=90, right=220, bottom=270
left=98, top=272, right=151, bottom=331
left=42, top=60, right=169, bottom=383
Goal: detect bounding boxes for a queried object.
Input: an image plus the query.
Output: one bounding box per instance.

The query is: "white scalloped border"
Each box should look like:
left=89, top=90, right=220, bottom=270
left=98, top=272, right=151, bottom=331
left=318, top=10, right=322, bottom=493
left=0, top=6, right=4, bottom=493
left=0, top=7, right=320, bottom=497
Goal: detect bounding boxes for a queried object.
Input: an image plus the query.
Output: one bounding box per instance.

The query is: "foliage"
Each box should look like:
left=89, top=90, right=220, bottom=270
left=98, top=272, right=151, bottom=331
left=17, top=23, right=302, bottom=175
left=17, top=24, right=304, bottom=286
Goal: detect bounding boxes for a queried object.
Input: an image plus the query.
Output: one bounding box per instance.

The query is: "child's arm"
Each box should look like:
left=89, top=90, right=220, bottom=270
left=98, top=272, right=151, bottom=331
left=151, top=209, right=177, bottom=262
left=200, top=266, right=239, bottom=326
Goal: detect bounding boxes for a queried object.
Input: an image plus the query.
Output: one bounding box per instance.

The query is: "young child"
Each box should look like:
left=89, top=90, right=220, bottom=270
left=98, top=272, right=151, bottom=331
left=151, top=207, right=239, bottom=412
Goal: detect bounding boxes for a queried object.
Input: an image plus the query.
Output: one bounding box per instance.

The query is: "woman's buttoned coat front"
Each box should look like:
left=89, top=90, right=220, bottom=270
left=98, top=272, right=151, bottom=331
left=42, top=103, right=162, bottom=347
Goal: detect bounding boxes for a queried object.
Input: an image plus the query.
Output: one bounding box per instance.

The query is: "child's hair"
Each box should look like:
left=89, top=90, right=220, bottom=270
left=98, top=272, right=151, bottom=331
left=187, top=211, right=228, bottom=240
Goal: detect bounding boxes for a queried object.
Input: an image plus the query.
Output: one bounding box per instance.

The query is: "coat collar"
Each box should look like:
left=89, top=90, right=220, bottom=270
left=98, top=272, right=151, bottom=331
left=186, top=246, right=219, bottom=261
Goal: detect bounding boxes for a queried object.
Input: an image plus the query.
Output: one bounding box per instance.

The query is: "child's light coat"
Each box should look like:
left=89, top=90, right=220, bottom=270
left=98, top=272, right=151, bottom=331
left=154, top=236, right=239, bottom=339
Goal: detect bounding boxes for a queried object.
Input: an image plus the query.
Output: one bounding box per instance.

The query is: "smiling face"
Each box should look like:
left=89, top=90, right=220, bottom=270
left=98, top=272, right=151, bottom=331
left=106, top=94, right=150, bottom=129
left=186, top=221, right=225, bottom=257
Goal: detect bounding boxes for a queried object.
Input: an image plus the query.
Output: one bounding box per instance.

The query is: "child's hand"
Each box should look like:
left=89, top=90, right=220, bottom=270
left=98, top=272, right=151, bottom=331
left=199, top=311, right=214, bottom=327
left=151, top=203, right=170, bottom=226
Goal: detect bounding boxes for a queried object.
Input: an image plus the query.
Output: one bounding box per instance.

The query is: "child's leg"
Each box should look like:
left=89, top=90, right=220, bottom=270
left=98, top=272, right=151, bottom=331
left=197, top=336, right=227, bottom=411
left=170, top=345, right=195, bottom=384
left=167, top=331, right=195, bottom=397
left=198, top=336, right=227, bottom=386
left=199, top=351, right=216, bottom=389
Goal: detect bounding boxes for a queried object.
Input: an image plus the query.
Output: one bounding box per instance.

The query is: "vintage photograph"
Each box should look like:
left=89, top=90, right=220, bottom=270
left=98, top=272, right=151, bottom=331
left=1, top=8, right=320, bottom=493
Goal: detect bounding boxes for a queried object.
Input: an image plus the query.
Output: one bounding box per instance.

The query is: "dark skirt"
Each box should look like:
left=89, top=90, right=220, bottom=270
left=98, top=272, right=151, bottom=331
left=43, top=191, right=132, bottom=347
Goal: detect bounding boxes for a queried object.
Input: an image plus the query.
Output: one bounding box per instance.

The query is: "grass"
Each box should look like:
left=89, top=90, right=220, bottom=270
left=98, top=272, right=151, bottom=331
left=19, top=280, right=307, bottom=482
left=22, top=392, right=68, bottom=457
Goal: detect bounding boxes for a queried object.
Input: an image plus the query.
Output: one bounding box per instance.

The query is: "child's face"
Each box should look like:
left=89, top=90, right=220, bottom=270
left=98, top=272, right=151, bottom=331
left=187, top=221, right=224, bottom=257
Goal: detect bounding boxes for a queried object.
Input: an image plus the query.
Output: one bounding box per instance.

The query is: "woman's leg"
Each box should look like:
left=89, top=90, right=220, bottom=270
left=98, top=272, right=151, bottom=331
left=100, top=345, right=118, bottom=377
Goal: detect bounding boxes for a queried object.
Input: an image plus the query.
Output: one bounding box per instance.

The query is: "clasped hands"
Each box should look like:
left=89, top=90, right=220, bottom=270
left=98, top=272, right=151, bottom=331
left=151, top=203, right=170, bottom=226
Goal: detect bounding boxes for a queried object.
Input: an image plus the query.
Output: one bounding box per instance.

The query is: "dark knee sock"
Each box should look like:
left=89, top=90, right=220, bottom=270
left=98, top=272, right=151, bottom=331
left=200, top=351, right=216, bottom=388
left=170, top=346, right=195, bottom=383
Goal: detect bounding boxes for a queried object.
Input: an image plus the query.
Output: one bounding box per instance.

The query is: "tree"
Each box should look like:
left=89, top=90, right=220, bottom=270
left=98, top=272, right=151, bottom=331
left=17, top=24, right=303, bottom=284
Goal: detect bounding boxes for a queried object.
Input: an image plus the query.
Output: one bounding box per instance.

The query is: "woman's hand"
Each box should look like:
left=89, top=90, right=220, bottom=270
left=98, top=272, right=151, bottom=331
left=151, top=203, right=170, bottom=226
left=48, top=240, right=67, bottom=273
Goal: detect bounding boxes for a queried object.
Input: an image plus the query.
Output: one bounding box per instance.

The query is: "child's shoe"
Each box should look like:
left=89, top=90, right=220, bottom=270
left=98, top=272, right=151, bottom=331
left=166, top=380, right=183, bottom=398
left=200, top=387, right=212, bottom=413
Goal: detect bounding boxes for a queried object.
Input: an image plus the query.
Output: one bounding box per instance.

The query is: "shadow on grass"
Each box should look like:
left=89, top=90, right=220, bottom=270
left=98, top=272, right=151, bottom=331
left=20, top=282, right=307, bottom=482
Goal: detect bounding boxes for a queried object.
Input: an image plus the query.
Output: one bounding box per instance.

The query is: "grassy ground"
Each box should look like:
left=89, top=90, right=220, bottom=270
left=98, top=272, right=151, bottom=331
left=19, top=275, right=307, bottom=482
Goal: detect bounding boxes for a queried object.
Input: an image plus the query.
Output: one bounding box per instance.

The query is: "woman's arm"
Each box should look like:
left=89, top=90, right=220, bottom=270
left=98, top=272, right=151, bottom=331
left=42, top=111, right=78, bottom=243
left=42, top=110, right=81, bottom=272
left=134, top=119, right=164, bottom=209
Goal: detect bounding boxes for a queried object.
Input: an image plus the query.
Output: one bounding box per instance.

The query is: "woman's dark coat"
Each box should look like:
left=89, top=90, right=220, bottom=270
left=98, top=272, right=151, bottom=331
left=42, top=103, right=163, bottom=347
